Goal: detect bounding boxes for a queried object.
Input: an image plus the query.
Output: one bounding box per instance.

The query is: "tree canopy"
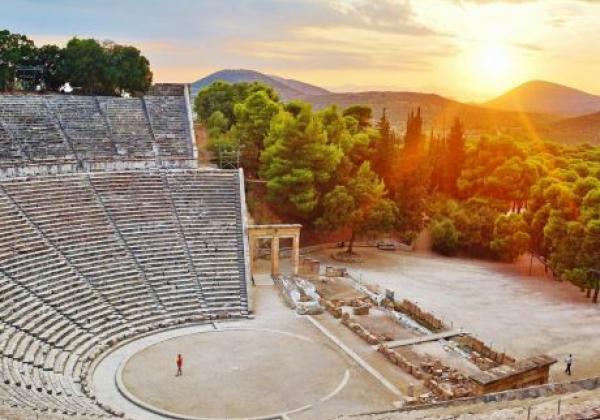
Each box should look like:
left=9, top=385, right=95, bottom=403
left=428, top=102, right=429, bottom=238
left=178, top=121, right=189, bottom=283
left=317, top=161, right=398, bottom=254
left=0, top=29, right=152, bottom=94
left=259, top=101, right=342, bottom=217
left=195, top=80, right=600, bottom=303
left=0, top=29, right=37, bottom=91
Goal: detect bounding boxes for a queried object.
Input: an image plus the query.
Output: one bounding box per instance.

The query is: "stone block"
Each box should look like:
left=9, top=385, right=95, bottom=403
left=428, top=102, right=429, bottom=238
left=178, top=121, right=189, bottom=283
left=353, top=305, right=370, bottom=315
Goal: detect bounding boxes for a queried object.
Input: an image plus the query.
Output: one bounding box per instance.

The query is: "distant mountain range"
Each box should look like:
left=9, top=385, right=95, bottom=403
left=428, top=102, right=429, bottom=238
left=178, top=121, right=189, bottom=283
left=485, top=80, right=600, bottom=117
left=191, top=69, right=600, bottom=145
left=190, top=69, right=329, bottom=100
left=544, top=111, right=600, bottom=145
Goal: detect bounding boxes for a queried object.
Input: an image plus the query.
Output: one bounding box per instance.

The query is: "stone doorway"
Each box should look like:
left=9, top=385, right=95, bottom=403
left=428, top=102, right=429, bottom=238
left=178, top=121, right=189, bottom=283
left=248, top=224, right=301, bottom=277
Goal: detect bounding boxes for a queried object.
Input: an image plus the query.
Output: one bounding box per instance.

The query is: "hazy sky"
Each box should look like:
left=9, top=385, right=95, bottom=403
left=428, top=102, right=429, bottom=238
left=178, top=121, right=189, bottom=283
left=4, top=0, right=600, bottom=101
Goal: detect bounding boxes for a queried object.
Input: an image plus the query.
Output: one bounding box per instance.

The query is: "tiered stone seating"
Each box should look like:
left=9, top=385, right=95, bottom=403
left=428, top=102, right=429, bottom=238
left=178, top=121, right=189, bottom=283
left=0, top=121, right=21, bottom=161
left=0, top=172, right=247, bottom=319
left=1, top=176, right=169, bottom=329
left=0, top=271, right=109, bottom=416
left=89, top=172, right=207, bottom=317
left=96, top=97, right=155, bottom=158
left=0, top=86, right=194, bottom=171
left=0, top=96, right=72, bottom=160
left=147, top=83, right=185, bottom=96
left=0, top=193, right=123, bottom=402
left=0, top=402, right=109, bottom=420
left=166, top=171, right=248, bottom=314
left=46, top=96, right=116, bottom=159
left=0, top=84, right=240, bottom=418
left=0, top=170, right=249, bottom=416
left=144, top=96, right=191, bottom=158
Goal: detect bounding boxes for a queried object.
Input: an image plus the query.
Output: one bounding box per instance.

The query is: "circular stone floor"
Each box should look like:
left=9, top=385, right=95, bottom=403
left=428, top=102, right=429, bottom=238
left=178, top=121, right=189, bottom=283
left=118, top=328, right=350, bottom=419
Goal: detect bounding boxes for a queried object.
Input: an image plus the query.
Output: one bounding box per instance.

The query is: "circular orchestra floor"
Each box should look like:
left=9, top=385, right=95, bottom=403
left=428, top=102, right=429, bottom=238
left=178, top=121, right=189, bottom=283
left=118, top=328, right=350, bottom=419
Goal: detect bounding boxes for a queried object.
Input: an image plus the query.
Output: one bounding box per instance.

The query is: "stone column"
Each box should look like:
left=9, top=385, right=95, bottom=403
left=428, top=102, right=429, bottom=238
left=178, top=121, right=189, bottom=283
left=292, top=234, right=300, bottom=276
left=271, top=237, right=280, bottom=276
left=248, top=235, right=258, bottom=275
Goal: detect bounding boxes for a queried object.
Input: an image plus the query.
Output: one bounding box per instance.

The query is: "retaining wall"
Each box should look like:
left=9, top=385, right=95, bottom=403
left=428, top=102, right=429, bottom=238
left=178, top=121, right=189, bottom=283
left=344, top=376, right=600, bottom=417
left=0, top=158, right=197, bottom=179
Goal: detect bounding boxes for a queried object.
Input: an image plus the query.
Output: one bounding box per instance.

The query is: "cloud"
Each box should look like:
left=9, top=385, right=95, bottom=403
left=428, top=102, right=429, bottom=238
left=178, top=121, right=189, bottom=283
left=3, top=0, right=600, bottom=99
left=511, top=41, right=544, bottom=51
left=546, top=17, right=567, bottom=27
left=226, top=22, right=461, bottom=73
left=451, top=0, right=537, bottom=4
left=328, top=0, right=445, bottom=36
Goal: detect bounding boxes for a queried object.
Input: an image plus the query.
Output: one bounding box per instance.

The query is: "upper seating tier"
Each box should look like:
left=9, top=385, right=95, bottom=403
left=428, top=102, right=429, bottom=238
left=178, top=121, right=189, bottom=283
left=0, top=84, right=195, bottom=177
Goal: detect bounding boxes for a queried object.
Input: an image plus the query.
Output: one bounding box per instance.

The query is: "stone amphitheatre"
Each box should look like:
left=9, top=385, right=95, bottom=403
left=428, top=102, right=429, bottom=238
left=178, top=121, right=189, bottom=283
left=0, top=84, right=598, bottom=420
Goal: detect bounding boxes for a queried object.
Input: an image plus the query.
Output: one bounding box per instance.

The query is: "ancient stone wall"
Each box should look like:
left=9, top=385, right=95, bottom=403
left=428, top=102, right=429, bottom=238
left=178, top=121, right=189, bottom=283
left=299, top=256, right=321, bottom=277
left=393, top=299, right=447, bottom=332
left=453, top=335, right=516, bottom=369
left=146, top=83, right=186, bottom=96
left=0, top=158, right=197, bottom=179
left=470, top=355, right=557, bottom=395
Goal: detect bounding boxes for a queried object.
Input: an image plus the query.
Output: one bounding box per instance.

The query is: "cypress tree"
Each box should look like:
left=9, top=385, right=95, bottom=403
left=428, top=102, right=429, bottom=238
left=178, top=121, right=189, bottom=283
left=404, top=107, right=423, bottom=155
left=372, top=108, right=397, bottom=189
left=443, top=117, right=466, bottom=196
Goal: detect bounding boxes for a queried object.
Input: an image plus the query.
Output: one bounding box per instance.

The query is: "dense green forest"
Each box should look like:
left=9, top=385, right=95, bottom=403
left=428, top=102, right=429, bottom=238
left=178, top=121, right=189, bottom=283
left=0, top=29, right=152, bottom=94
left=196, top=81, right=600, bottom=302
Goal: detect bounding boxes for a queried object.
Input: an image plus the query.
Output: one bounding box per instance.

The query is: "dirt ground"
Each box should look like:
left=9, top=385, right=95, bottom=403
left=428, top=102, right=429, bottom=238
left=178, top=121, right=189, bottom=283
left=313, top=276, right=367, bottom=301
left=353, top=309, right=418, bottom=342
left=410, top=342, right=481, bottom=377
left=309, top=247, right=600, bottom=382
left=122, top=329, right=350, bottom=418
left=115, top=285, right=400, bottom=420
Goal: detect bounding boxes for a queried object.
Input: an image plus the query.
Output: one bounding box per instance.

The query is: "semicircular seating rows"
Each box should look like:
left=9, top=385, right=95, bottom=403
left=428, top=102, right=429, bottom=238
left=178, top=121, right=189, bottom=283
left=0, top=169, right=249, bottom=417
left=0, top=92, right=193, bottom=168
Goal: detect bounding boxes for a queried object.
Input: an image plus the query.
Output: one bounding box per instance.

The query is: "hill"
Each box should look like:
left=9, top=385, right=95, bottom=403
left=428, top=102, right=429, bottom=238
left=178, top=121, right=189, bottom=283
left=304, top=90, right=559, bottom=133
left=543, top=111, right=600, bottom=145
left=191, top=70, right=563, bottom=140
left=485, top=80, right=600, bottom=117
left=191, top=69, right=330, bottom=100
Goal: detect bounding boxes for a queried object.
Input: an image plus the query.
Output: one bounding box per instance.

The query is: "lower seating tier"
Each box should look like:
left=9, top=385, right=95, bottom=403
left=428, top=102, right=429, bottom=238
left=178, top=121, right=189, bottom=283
left=0, top=168, right=249, bottom=416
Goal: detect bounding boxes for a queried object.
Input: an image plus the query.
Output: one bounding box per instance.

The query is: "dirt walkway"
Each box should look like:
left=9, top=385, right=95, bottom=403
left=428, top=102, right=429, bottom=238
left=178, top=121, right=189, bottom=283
left=194, top=124, right=216, bottom=167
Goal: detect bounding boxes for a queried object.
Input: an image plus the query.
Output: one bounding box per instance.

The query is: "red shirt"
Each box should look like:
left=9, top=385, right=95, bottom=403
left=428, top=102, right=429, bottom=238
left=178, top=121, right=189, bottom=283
left=176, top=356, right=183, bottom=367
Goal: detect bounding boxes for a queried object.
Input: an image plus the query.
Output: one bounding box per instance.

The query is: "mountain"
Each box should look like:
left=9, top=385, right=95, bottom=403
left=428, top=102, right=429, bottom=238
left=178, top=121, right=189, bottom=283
left=485, top=80, right=600, bottom=117
left=191, top=70, right=564, bottom=141
left=543, top=111, right=600, bottom=145
left=303, top=90, right=558, bottom=133
left=268, top=74, right=330, bottom=97
left=190, top=69, right=330, bottom=100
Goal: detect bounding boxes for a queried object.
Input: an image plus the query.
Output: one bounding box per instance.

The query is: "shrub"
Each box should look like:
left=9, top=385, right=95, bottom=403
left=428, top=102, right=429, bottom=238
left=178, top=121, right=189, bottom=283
left=431, top=218, right=460, bottom=256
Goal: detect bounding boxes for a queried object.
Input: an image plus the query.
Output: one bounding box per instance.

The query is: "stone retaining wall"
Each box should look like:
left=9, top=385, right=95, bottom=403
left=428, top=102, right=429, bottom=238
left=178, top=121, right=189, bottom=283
left=146, top=83, right=186, bottom=96
left=392, top=299, right=447, bottom=332
left=0, top=158, right=197, bottom=179
left=299, top=256, right=321, bottom=277
left=453, top=335, right=516, bottom=369
left=343, top=376, right=600, bottom=417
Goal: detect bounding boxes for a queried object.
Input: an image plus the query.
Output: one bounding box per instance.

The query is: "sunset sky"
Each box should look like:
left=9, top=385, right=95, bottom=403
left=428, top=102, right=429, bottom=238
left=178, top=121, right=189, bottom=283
left=4, top=0, right=600, bottom=101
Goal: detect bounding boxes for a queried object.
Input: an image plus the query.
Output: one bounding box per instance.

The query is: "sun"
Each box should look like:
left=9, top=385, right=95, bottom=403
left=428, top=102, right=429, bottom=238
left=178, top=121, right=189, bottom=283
left=478, top=44, right=512, bottom=78
left=459, top=42, right=521, bottom=97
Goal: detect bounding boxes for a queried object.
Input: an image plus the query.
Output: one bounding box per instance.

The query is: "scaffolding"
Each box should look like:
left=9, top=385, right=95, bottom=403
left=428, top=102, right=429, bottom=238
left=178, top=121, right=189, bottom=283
left=15, top=66, right=44, bottom=91
left=217, top=145, right=242, bottom=169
